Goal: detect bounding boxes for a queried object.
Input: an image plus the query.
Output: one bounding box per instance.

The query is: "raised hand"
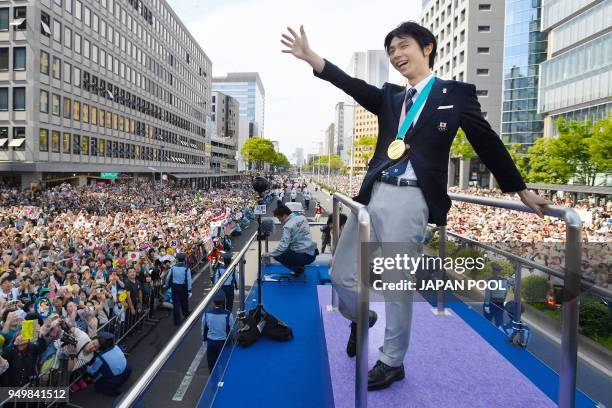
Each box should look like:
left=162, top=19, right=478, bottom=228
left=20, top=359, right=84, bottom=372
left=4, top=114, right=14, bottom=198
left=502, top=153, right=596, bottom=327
left=281, top=25, right=311, bottom=60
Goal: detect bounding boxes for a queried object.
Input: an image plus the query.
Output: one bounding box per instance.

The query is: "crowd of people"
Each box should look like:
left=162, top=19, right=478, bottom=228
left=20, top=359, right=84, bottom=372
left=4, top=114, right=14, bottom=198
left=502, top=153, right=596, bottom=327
left=0, top=180, right=258, bottom=397
left=315, top=175, right=610, bottom=289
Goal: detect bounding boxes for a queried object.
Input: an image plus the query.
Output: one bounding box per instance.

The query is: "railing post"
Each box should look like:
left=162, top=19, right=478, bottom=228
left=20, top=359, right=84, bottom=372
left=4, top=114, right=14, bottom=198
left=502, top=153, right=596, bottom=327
left=559, top=222, right=582, bottom=408
left=513, top=260, right=522, bottom=326
left=331, top=196, right=339, bottom=310
left=355, top=208, right=370, bottom=408
left=436, top=225, right=447, bottom=313
left=238, top=256, right=246, bottom=311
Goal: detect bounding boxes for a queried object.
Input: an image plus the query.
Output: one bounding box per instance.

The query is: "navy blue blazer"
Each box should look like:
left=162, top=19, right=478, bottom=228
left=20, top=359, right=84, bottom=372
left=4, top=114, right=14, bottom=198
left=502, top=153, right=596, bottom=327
left=314, top=59, right=526, bottom=226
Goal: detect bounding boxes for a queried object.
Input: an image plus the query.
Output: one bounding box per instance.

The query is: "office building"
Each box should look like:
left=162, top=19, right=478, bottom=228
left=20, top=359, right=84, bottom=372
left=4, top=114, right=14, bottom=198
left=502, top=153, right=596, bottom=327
left=422, top=0, right=505, bottom=188
left=0, top=0, right=226, bottom=189
left=538, top=0, right=611, bottom=136
left=211, top=91, right=238, bottom=171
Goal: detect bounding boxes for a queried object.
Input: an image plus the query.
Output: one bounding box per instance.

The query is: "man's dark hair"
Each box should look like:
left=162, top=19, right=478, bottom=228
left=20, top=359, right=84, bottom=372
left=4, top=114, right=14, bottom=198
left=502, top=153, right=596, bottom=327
left=273, top=205, right=292, bottom=218
left=384, top=21, right=437, bottom=69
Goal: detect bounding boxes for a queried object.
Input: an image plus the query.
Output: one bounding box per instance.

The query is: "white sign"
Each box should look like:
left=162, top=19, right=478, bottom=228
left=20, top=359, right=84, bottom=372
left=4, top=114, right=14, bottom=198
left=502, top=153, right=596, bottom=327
left=255, top=205, right=267, bottom=215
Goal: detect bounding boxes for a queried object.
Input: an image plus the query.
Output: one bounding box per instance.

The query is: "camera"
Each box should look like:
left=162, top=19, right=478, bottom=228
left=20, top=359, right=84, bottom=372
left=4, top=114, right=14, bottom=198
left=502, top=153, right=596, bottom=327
left=58, top=320, right=78, bottom=347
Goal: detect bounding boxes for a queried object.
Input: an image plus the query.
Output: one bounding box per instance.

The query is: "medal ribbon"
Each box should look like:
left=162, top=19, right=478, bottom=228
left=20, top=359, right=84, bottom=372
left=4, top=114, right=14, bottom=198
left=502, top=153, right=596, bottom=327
left=395, top=76, right=437, bottom=141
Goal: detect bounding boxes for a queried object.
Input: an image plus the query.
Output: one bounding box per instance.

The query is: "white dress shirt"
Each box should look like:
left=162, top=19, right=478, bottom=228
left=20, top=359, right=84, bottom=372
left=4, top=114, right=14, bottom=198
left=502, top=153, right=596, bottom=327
left=398, top=72, right=435, bottom=180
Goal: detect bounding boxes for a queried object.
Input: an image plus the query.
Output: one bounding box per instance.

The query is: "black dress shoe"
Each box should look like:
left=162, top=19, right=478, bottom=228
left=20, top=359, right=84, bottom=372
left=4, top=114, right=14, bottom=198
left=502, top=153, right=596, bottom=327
left=346, top=310, right=378, bottom=357
left=367, top=360, right=405, bottom=391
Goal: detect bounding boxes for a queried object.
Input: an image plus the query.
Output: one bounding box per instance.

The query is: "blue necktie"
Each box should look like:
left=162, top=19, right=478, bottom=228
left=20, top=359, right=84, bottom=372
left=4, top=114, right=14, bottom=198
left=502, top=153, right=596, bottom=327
left=386, top=87, right=417, bottom=176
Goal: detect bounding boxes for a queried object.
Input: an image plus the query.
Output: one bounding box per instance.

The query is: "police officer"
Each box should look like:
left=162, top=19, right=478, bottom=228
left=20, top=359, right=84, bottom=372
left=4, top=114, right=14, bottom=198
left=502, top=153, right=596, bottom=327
left=483, top=262, right=510, bottom=328
left=165, top=253, right=193, bottom=326
left=85, top=332, right=131, bottom=396
left=212, top=252, right=236, bottom=311
left=201, top=292, right=235, bottom=372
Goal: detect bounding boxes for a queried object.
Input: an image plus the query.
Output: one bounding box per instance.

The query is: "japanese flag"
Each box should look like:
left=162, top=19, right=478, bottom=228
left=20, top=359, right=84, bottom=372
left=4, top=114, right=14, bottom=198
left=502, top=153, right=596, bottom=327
left=127, top=251, right=140, bottom=261
left=138, top=230, right=147, bottom=239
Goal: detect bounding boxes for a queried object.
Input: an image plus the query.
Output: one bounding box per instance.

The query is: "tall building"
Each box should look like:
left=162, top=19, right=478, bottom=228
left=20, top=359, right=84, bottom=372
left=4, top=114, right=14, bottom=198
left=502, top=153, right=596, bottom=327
left=212, top=72, right=265, bottom=137
left=501, top=0, right=547, bottom=148
left=271, top=140, right=279, bottom=152
left=339, top=50, right=388, bottom=170
left=324, top=123, right=335, bottom=157
left=294, top=147, right=304, bottom=167
left=0, top=0, right=217, bottom=189
left=211, top=91, right=238, bottom=171
left=538, top=0, right=611, bottom=136
left=422, top=0, right=505, bottom=189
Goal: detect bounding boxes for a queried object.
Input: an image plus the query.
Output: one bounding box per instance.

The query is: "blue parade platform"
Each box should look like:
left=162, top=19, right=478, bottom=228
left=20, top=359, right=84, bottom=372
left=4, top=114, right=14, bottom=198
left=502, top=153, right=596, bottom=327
left=197, top=262, right=597, bottom=408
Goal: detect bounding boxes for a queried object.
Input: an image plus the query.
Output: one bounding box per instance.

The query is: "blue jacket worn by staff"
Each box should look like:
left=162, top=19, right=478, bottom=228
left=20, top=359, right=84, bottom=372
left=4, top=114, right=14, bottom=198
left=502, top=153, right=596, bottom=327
left=165, top=259, right=193, bottom=293
left=85, top=332, right=131, bottom=395
left=165, top=253, right=193, bottom=326
left=201, top=292, right=235, bottom=371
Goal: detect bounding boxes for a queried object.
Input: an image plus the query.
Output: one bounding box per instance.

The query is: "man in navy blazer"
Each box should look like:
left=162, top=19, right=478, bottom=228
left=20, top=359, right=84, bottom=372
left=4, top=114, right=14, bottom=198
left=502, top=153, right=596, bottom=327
left=282, top=21, right=549, bottom=390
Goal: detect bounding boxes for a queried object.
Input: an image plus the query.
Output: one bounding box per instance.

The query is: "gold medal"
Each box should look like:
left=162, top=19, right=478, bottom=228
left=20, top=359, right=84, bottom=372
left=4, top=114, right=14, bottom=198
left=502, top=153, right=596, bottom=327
left=387, top=139, right=408, bottom=160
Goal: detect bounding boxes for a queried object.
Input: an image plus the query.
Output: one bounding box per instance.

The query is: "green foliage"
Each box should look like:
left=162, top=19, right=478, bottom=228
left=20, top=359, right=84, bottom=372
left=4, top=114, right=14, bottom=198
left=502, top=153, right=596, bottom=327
left=521, top=275, right=549, bottom=303
left=450, top=128, right=476, bottom=160
left=525, top=137, right=570, bottom=184
left=579, top=297, right=612, bottom=338
left=272, top=152, right=291, bottom=169
left=588, top=115, right=612, bottom=178
left=506, top=143, right=529, bottom=181
left=354, top=135, right=377, bottom=166
left=240, top=137, right=276, bottom=170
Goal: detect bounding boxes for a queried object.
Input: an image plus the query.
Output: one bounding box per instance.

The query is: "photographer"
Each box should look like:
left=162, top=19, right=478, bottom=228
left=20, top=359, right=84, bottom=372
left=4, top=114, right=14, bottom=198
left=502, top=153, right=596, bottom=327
left=84, top=332, right=131, bottom=396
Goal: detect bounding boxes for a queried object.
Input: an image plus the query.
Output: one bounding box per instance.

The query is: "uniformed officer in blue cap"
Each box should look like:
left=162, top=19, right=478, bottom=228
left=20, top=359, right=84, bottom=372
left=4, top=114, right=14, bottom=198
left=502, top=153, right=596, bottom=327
left=201, top=291, right=235, bottom=372
left=85, top=332, right=131, bottom=396
left=212, top=252, right=236, bottom=311
left=165, top=253, right=193, bottom=326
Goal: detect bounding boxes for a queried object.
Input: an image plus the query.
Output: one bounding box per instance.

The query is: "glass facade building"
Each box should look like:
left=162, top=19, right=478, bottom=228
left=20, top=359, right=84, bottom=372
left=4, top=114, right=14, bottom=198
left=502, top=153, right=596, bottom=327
left=501, top=0, right=548, bottom=146
left=212, top=73, right=265, bottom=137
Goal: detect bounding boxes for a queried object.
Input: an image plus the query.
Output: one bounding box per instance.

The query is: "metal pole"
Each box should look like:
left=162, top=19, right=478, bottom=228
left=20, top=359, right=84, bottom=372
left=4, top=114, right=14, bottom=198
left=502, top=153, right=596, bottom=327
left=355, top=208, right=370, bottom=408
left=436, top=226, right=447, bottom=313
left=558, top=221, right=582, bottom=408
left=238, top=257, right=246, bottom=311
left=513, top=260, right=522, bottom=327
left=331, top=196, right=339, bottom=309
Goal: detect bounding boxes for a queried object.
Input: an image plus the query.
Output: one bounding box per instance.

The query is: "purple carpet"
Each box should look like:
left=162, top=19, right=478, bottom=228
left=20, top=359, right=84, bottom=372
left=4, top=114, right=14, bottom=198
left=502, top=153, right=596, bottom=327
left=317, top=286, right=556, bottom=408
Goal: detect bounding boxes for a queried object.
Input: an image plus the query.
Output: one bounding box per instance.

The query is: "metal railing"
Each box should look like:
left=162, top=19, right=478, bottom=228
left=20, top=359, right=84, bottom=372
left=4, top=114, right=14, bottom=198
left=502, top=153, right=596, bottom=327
left=331, top=191, right=585, bottom=408
left=331, top=192, right=371, bottom=408
left=438, top=193, right=583, bottom=408
left=116, top=231, right=257, bottom=408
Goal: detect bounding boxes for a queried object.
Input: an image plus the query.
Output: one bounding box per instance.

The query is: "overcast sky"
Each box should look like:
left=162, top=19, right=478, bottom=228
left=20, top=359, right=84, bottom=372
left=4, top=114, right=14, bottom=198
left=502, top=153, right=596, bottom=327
left=167, top=0, right=421, bottom=161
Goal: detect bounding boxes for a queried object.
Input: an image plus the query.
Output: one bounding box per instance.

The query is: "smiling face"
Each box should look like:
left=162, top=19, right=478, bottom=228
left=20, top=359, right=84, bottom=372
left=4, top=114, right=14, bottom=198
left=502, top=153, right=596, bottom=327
left=388, top=36, right=432, bottom=82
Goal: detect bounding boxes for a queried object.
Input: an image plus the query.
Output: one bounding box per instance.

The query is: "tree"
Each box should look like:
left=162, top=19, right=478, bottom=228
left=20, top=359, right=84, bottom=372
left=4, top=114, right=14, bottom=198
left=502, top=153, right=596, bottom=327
left=551, top=117, right=597, bottom=185
left=506, top=143, right=529, bottom=181
left=315, top=154, right=343, bottom=173
left=525, top=137, right=569, bottom=184
left=240, top=137, right=276, bottom=170
left=354, top=135, right=377, bottom=168
left=272, top=152, right=291, bottom=170
left=588, top=115, right=612, bottom=182
left=450, top=128, right=476, bottom=160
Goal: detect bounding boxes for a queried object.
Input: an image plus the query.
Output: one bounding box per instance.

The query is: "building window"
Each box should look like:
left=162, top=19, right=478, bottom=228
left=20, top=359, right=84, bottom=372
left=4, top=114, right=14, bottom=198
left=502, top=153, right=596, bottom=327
left=52, top=94, right=60, bottom=116
left=51, top=130, right=60, bottom=153
left=53, top=20, right=61, bottom=43
left=11, top=127, right=25, bottom=151
left=13, top=7, right=26, bottom=31
left=65, top=0, right=72, bottom=14
left=39, top=129, right=49, bottom=152
left=74, top=33, right=81, bottom=54
left=82, top=103, right=89, bottom=123
left=73, top=67, right=80, bottom=87
left=83, top=39, right=90, bottom=59
left=40, top=51, right=49, bottom=74
left=84, top=7, right=90, bottom=27
left=91, top=137, right=97, bottom=156
left=64, top=26, right=72, bottom=49
left=13, top=88, right=25, bottom=111
left=75, top=1, right=82, bottom=20
left=63, top=62, right=72, bottom=84
left=476, top=89, right=489, bottom=97
left=477, top=47, right=490, bottom=54
left=73, top=100, right=80, bottom=121
left=72, top=134, right=80, bottom=154
left=81, top=135, right=89, bottom=155
left=0, top=9, right=8, bottom=32
left=13, top=48, right=25, bottom=70
left=0, top=48, right=7, bottom=71
left=98, top=138, right=105, bottom=156
left=478, top=4, right=491, bottom=11
left=476, top=68, right=489, bottom=75
left=478, top=25, right=491, bottom=33
left=0, top=88, right=7, bottom=111
left=63, top=97, right=71, bottom=118
left=91, top=106, right=97, bottom=125
left=40, top=90, right=49, bottom=113
left=63, top=132, right=71, bottom=153
left=99, top=109, right=105, bottom=127
left=52, top=57, right=61, bottom=79
left=0, top=127, right=7, bottom=151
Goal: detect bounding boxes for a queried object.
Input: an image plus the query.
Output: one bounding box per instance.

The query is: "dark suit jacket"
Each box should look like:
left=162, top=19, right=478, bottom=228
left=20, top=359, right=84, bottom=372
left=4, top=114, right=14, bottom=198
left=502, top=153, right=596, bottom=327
left=314, top=59, right=526, bottom=226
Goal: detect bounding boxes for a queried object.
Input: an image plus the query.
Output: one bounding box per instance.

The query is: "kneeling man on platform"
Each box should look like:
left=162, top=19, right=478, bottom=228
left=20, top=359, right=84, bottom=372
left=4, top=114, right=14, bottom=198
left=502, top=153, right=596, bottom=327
left=262, top=204, right=319, bottom=277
